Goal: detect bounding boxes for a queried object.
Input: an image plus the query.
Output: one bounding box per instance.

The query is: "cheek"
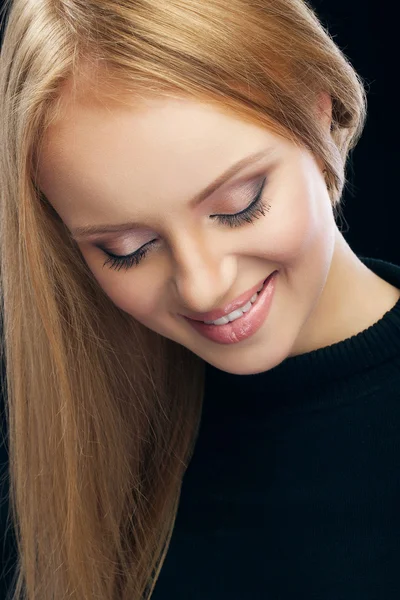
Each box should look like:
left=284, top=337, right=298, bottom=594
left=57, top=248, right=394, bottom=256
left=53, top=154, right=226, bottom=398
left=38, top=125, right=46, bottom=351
left=79, top=245, right=162, bottom=320
left=110, top=284, right=153, bottom=318
left=253, top=176, right=320, bottom=266
left=268, top=172, right=335, bottom=308
left=88, top=261, right=161, bottom=321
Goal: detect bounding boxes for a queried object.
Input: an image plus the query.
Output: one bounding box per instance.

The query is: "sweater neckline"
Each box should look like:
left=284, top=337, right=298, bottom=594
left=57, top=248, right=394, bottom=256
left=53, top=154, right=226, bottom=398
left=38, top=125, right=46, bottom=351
left=205, top=256, right=400, bottom=393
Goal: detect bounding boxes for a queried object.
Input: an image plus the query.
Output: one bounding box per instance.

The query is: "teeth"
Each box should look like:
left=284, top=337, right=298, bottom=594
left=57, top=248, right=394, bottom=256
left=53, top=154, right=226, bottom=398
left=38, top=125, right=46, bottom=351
left=240, top=300, right=253, bottom=313
left=203, top=289, right=261, bottom=325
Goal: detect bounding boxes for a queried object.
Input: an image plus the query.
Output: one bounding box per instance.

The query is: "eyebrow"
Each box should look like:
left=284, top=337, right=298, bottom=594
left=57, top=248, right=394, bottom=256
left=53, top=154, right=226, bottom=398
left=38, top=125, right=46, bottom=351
left=70, top=147, right=274, bottom=239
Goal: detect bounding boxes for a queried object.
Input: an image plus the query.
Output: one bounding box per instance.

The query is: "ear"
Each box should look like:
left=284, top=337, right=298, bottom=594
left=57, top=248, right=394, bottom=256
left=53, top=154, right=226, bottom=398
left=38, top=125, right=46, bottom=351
left=316, top=91, right=333, bottom=134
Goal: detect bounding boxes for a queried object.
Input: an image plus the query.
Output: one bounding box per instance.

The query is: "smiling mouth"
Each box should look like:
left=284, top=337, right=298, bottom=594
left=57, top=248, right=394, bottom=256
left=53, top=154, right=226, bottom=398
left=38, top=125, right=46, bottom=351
left=183, top=272, right=276, bottom=325
left=182, top=270, right=279, bottom=345
left=202, top=279, right=268, bottom=325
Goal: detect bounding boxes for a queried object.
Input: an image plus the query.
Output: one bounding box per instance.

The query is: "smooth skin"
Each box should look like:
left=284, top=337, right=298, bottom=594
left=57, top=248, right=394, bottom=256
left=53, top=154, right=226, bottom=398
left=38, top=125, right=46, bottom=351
left=38, top=80, right=400, bottom=375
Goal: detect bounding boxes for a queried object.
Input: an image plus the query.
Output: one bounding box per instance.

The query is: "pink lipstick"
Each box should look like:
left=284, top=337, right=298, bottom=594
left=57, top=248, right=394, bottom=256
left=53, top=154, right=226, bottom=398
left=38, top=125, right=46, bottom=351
left=183, top=270, right=278, bottom=345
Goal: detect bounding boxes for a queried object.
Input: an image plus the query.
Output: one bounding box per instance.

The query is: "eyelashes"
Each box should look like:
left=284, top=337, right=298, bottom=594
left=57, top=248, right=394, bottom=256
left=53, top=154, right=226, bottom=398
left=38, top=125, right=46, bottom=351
left=102, top=238, right=158, bottom=272
left=101, top=177, right=270, bottom=272
left=210, top=176, right=269, bottom=228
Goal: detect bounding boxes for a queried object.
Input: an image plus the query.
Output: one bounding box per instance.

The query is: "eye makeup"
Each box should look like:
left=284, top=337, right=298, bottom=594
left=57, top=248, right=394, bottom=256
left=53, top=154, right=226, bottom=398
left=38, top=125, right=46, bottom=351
left=100, top=176, right=270, bottom=272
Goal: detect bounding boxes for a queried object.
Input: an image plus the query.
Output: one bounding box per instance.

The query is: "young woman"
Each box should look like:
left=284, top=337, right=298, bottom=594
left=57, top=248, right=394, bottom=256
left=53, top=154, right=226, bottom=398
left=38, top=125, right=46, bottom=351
left=1, top=0, right=400, bottom=598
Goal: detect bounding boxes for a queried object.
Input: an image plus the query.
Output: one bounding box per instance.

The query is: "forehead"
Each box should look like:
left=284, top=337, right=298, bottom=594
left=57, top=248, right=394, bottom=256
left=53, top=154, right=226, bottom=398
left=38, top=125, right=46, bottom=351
left=39, top=88, right=276, bottom=169
left=36, top=79, right=286, bottom=230
left=38, top=67, right=284, bottom=170
left=39, top=85, right=272, bottom=168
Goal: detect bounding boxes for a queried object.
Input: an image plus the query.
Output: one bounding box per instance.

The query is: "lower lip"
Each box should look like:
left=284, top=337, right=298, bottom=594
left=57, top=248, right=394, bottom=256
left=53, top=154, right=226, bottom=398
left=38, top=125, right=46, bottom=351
left=183, top=271, right=278, bottom=345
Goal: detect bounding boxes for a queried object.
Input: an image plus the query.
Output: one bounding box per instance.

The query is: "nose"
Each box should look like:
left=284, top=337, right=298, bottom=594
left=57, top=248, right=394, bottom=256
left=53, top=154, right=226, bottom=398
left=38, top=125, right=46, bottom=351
left=171, top=230, right=237, bottom=314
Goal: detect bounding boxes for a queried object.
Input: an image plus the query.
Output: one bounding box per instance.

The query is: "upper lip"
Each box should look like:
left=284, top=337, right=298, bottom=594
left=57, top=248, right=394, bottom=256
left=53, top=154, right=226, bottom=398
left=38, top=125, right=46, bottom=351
left=183, top=272, right=276, bottom=323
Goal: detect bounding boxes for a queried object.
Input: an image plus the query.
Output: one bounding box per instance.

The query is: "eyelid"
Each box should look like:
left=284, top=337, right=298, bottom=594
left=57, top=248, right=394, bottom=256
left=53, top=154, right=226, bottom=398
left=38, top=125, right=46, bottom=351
left=211, top=177, right=265, bottom=216
left=95, top=237, right=158, bottom=258
left=98, top=175, right=268, bottom=259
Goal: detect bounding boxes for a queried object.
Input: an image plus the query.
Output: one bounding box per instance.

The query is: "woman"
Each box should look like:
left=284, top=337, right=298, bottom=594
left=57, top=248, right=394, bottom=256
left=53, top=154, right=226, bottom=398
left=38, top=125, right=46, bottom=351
left=1, top=0, right=400, bottom=598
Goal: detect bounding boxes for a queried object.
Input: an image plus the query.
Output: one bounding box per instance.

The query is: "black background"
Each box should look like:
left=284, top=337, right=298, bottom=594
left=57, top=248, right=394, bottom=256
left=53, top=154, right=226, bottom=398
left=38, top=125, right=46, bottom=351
left=0, top=1, right=396, bottom=596
left=0, top=0, right=397, bottom=263
left=311, top=0, right=397, bottom=263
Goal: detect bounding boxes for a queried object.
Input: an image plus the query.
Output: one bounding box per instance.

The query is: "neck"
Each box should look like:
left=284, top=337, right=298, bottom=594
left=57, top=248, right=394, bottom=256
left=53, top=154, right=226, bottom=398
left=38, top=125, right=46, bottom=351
left=290, top=230, right=400, bottom=357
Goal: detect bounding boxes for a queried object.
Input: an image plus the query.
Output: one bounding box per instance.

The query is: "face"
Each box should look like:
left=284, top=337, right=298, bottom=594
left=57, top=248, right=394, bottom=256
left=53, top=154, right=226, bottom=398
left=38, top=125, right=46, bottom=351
left=38, top=87, right=339, bottom=375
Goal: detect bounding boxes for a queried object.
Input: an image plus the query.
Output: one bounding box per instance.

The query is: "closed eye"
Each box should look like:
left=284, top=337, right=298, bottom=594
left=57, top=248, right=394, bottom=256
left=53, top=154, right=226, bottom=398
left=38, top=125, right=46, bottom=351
left=211, top=176, right=269, bottom=227
left=100, top=176, right=270, bottom=272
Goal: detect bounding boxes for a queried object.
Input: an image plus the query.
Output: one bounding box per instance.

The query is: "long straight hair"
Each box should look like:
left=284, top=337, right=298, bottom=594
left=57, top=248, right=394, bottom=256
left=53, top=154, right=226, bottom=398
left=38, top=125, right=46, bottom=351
left=0, top=0, right=366, bottom=597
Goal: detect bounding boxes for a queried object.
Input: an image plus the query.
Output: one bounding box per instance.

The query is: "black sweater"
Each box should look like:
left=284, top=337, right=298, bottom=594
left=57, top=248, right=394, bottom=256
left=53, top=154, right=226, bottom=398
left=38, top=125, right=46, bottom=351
left=2, top=256, right=400, bottom=599
left=152, top=256, right=400, bottom=600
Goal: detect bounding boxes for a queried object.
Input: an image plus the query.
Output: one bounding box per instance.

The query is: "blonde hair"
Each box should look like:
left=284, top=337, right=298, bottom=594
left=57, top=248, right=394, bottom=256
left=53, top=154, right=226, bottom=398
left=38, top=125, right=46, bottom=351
left=0, top=0, right=366, bottom=598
